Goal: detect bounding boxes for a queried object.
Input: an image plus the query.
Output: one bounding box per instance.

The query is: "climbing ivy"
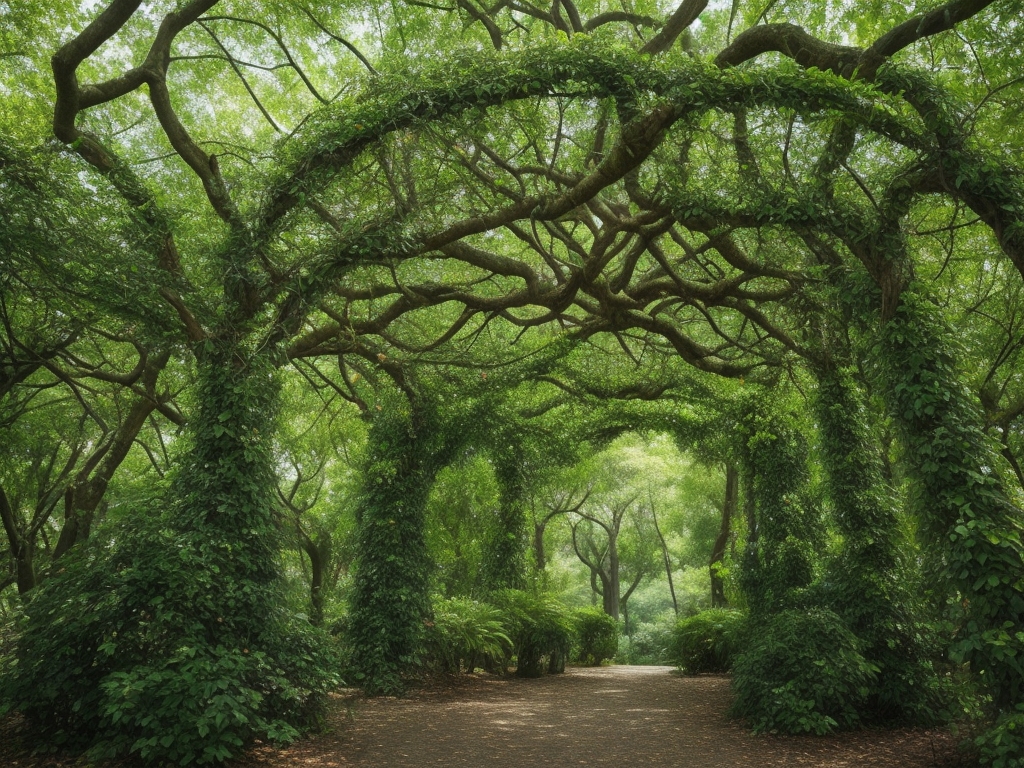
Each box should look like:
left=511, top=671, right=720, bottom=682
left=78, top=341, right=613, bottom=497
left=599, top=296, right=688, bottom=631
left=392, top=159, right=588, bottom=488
left=813, top=362, right=948, bottom=724
left=347, top=392, right=444, bottom=696
left=872, top=285, right=1024, bottom=711
left=479, top=440, right=530, bottom=593
left=736, top=397, right=818, bottom=617
left=1, top=344, right=339, bottom=763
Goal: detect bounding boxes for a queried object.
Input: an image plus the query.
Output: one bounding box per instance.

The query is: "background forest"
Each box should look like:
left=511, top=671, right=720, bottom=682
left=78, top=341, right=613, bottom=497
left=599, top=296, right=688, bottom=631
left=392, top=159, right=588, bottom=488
left=2, top=0, right=1024, bottom=765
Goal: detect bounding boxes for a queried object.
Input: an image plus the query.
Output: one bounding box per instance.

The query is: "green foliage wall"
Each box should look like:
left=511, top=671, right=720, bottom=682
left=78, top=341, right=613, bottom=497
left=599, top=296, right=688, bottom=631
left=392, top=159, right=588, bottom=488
left=730, top=608, right=878, bottom=735
left=814, top=364, right=947, bottom=724
left=1, top=346, right=339, bottom=764
left=873, top=286, right=1024, bottom=711
left=348, top=395, right=442, bottom=695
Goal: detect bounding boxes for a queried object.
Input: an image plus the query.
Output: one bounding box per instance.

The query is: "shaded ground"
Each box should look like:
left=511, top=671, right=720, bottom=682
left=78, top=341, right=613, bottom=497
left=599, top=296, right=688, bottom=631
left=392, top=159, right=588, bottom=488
left=3, top=666, right=967, bottom=767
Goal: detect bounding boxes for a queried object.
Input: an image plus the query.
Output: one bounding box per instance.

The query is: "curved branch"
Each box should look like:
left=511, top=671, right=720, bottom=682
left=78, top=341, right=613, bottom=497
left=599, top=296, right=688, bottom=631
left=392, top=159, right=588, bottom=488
left=299, top=5, right=378, bottom=75
left=718, top=0, right=998, bottom=79
left=640, top=0, right=707, bottom=55
left=583, top=12, right=658, bottom=33
left=458, top=0, right=505, bottom=50
left=862, top=0, right=997, bottom=74
left=715, top=23, right=861, bottom=74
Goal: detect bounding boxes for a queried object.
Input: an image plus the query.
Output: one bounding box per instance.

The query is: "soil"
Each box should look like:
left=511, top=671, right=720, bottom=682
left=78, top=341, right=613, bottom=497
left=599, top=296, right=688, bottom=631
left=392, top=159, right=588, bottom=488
left=2, top=666, right=968, bottom=767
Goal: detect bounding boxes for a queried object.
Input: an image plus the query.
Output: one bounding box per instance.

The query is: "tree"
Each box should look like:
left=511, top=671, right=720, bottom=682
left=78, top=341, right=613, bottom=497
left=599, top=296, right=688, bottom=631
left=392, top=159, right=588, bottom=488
left=4, top=0, right=1024, bottom=761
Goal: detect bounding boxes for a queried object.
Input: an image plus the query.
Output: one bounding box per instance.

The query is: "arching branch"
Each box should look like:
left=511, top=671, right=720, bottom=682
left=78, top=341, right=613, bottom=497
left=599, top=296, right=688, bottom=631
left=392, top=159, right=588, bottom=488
left=640, top=0, right=707, bottom=55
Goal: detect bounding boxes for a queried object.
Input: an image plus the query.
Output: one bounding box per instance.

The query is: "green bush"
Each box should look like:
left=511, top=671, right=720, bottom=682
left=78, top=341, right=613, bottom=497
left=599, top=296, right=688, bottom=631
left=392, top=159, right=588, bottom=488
left=572, top=607, right=618, bottom=666
left=813, top=572, right=954, bottom=726
left=0, top=520, right=339, bottom=765
left=616, top=614, right=678, bottom=665
left=425, top=598, right=511, bottom=673
left=974, top=708, right=1024, bottom=768
left=670, top=609, right=746, bottom=673
left=730, top=608, right=877, bottom=735
left=493, top=590, right=573, bottom=677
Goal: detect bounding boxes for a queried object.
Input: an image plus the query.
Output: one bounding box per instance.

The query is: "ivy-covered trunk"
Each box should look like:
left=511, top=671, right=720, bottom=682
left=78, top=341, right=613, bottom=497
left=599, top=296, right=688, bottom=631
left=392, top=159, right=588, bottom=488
left=874, top=286, right=1024, bottom=710
left=1, top=341, right=337, bottom=763
left=348, top=399, right=440, bottom=696
left=173, top=343, right=282, bottom=626
left=709, top=463, right=737, bottom=608
left=480, top=451, right=529, bottom=592
left=738, top=402, right=816, bottom=616
left=813, top=363, right=944, bottom=723
left=731, top=398, right=878, bottom=734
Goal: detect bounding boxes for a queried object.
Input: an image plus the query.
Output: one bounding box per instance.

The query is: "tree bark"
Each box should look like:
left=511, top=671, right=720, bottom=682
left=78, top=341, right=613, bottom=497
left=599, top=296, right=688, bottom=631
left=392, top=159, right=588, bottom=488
left=298, top=528, right=331, bottom=627
left=0, top=485, right=35, bottom=594
left=606, top=529, right=620, bottom=620
left=651, top=504, right=678, bottom=615
left=533, top=521, right=546, bottom=571
left=710, top=463, right=737, bottom=608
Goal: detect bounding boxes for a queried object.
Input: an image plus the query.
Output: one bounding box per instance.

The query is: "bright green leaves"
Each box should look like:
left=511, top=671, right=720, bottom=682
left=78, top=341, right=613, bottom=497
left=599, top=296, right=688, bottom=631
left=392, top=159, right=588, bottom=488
left=813, top=362, right=948, bottom=724
left=347, top=398, right=440, bottom=695
left=671, top=608, right=746, bottom=675
left=738, top=399, right=817, bottom=603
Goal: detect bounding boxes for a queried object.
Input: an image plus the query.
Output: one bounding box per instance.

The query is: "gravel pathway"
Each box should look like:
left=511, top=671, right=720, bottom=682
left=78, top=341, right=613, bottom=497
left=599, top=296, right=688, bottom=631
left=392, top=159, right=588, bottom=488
left=238, top=666, right=963, bottom=768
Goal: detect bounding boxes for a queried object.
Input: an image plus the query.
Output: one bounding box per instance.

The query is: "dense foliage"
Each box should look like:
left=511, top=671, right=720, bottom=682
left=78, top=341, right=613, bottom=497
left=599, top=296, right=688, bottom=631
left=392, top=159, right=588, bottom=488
left=0, top=359, right=339, bottom=763
left=671, top=609, right=746, bottom=675
left=3, top=0, right=1024, bottom=764
left=571, top=607, right=619, bottom=667
left=730, top=609, right=877, bottom=735
left=425, top=597, right=511, bottom=675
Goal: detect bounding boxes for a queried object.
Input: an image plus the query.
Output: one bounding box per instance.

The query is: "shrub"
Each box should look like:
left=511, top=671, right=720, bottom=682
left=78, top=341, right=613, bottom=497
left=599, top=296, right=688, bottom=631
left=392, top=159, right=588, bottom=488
left=493, top=590, right=573, bottom=677
left=730, top=608, right=877, bottom=735
left=974, top=707, right=1024, bottom=768
left=812, top=572, right=955, bottom=726
left=0, top=519, right=339, bottom=765
left=424, top=598, right=511, bottom=673
left=572, top=607, right=618, bottom=666
left=670, top=609, right=746, bottom=674
left=616, top=614, right=677, bottom=665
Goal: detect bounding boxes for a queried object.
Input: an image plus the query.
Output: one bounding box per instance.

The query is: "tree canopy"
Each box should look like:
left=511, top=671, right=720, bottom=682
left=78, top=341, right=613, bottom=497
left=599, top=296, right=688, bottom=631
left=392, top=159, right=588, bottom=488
left=2, top=0, right=1024, bottom=764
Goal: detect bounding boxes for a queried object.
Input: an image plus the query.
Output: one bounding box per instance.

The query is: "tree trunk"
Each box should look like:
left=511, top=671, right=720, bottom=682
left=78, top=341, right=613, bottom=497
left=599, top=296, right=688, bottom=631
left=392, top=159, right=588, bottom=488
left=607, top=529, right=620, bottom=620
left=481, top=454, right=528, bottom=591
left=349, top=395, right=458, bottom=695
left=299, top=528, right=331, bottom=627
left=601, top=570, right=617, bottom=618
left=533, top=521, right=546, bottom=571
left=0, top=486, right=34, bottom=594
left=710, top=463, right=737, bottom=608
left=873, top=286, right=1024, bottom=709
left=651, top=505, right=678, bottom=615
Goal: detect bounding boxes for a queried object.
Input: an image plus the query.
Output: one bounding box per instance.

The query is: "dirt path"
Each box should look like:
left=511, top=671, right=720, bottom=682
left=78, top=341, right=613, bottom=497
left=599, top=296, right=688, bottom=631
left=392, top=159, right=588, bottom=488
left=239, top=666, right=963, bottom=768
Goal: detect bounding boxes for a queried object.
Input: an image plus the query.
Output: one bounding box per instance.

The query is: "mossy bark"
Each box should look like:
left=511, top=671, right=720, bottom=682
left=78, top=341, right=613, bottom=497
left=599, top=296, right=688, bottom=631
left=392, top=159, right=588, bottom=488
left=873, top=286, right=1024, bottom=709
left=814, top=363, right=944, bottom=722
left=480, top=452, right=529, bottom=593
